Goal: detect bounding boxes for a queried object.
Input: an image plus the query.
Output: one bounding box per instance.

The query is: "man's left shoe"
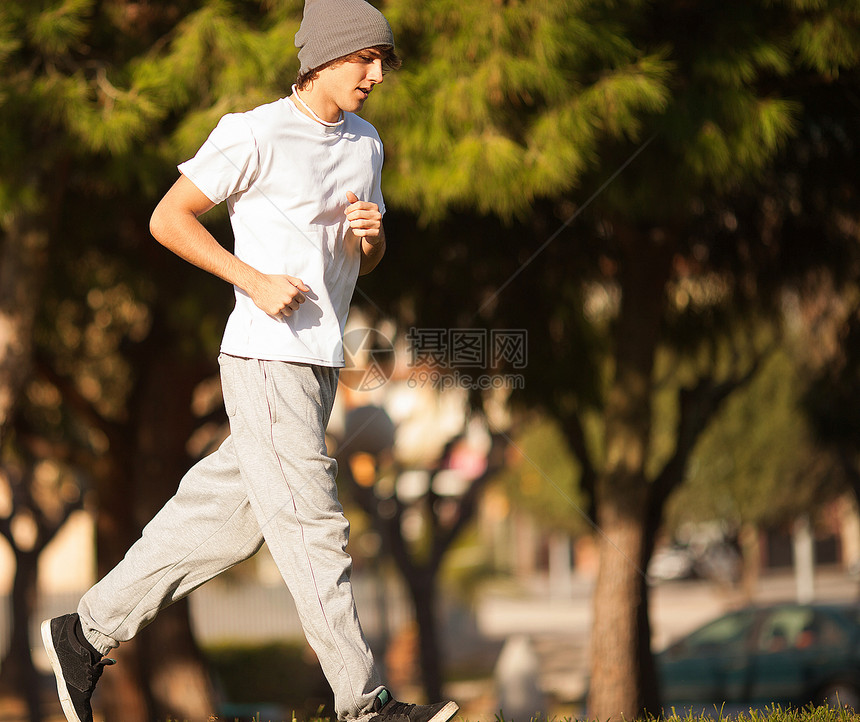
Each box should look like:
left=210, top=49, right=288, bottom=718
left=41, top=613, right=115, bottom=722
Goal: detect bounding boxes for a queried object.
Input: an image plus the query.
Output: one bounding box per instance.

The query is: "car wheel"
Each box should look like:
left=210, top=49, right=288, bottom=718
left=818, top=681, right=860, bottom=710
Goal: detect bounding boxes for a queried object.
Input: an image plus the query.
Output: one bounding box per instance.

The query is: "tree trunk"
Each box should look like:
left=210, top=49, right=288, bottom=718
left=89, top=427, right=151, bottom=722
left=586, top=224, right=673, bottom=721
left=739, top=523, right=761, bottom=603
left=405, top=571, right=443, bottom=703
left=638, top=495, right=663, bottom=715
left=90, top=327, right=218, bottom=720
left=97, top=643, right=149, bottom=722
left=0, top=209, right=50, bottom=719
left=335, top=415, right=505, bottom=706
left=133, top=337, right=218, bottom=718
left=141, top=603, right=216, bottom=719
left=376, top=504, right=444, bottom=704
left=0, top=549, right=41, bottom=722
left=94, top=447, right=150, bottom=722
left=588, top=500, right=649, bottom=721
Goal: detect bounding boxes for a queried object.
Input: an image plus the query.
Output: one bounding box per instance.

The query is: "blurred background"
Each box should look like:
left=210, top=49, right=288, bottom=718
left=1, top=0, right=860, bottom=721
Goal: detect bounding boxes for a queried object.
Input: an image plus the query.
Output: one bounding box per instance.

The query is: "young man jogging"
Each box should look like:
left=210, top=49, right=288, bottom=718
left=41, top=2, right=460, bottom=722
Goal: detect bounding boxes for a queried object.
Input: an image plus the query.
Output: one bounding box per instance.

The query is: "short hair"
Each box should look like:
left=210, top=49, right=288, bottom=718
left=296, top=45, right=401, bottom=90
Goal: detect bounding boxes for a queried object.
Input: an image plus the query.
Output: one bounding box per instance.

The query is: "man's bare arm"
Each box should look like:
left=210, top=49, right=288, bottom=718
left=358, top=225, right=386, bottom=275
left=345, top=191, right=386, bottom=275
left=150, top=175, right=308, bottom=317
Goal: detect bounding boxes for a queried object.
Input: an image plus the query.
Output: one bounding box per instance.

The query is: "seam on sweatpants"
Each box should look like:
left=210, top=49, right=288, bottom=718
left=260, top=361, right=362, bottom=715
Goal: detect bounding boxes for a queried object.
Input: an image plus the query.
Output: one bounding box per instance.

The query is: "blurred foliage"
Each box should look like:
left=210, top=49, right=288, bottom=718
left=0, top=0, right=858, bottom=716
left=0, top=0, right=310, bottom=449
left=2, top=0, right=854, bottom=532
left=357, top=0, right=860, bottom=531
left=666, top=350, right=841, bottom=531
left=354, top=3, right=860, bottom=714
left=493, top=415, right=591, bottom=536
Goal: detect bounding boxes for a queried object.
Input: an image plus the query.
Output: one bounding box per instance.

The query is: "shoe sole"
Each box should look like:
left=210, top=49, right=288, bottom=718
left=41, top=619, right=84, bottom=722
left=428, top=701, right=460, bottom=722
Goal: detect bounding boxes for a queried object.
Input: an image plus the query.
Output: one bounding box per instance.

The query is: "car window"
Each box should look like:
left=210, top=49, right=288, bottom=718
left=842, top=607, right=860, bottom=627
left=756, top=607, right=813, bottom=653
left=675, top=611, right=754, bottom=656
left=797, top=609, right=848, bottom=649
left=829, top=606, right=860, bottom=638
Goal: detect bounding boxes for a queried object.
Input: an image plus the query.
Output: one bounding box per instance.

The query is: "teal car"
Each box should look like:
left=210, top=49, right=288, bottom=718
left=657, top=603, right=860, bottom=712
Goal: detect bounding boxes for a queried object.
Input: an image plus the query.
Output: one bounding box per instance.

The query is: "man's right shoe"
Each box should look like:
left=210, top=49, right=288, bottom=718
left=41, top=613, right=115, bottom=722
left=369, top=689, right=459, bottom=722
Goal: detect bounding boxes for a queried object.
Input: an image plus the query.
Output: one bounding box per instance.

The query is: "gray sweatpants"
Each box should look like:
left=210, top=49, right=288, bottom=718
left=78, top=354, right=383, bottom=720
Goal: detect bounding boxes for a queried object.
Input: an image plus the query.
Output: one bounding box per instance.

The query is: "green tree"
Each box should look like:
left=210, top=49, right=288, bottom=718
left=664, top=349, right=844, bottom=596
left=0, top=1, right=169, bottom=717
left=781, top=50, right=860, bottom=535
left=0, top=0, right=301, bottom=718
left=673, top=353, right=836, bottom=529
left=358, top=1, right=860, bottom=718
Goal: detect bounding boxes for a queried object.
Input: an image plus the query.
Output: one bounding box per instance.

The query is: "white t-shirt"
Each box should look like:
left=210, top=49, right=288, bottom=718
left=178, top=96, right=386, bottom=367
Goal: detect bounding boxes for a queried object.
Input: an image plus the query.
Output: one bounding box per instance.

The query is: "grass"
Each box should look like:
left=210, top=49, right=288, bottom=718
left=655, top=706, right=860, bottom=722
left=190, top=704, right=860, bottom=722
left=498, top=708, right=860, bottom=722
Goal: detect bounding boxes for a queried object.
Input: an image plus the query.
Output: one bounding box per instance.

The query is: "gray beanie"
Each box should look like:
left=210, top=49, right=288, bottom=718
left=295, top=0, right=394, bottom=74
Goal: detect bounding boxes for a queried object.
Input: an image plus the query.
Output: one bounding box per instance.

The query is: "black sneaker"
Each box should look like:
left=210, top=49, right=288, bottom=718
left=370, top=689, right=459, bottom=722
left=41, top=613, right=115, bottom=722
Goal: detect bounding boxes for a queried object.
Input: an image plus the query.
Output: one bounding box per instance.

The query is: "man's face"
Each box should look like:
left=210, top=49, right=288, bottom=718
left=314, top=48, right=386, bottom=114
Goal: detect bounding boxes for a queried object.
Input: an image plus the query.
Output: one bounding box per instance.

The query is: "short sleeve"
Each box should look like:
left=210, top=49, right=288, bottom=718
left=371, top=142, right=386, bottom=216
left=177, top=113, right=260, bottom=204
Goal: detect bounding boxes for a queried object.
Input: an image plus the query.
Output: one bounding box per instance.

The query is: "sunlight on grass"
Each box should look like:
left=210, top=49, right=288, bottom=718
left=196, top=704, right=860, bottom=722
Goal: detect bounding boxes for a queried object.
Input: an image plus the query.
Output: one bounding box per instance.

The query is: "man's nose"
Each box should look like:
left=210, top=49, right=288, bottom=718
left=368, top=58, right=384, bottom=83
